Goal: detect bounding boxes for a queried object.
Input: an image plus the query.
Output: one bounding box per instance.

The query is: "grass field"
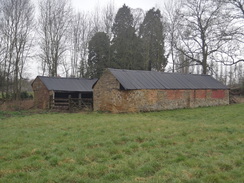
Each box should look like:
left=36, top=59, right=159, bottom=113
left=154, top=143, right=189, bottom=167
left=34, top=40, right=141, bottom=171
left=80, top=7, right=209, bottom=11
left=0, top=104, right=244, bottom=183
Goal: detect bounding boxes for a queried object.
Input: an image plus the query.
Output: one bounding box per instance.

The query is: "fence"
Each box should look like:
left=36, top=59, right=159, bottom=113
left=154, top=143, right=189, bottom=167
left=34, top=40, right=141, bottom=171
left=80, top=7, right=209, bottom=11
left=49, top=97, right=93, bottom=110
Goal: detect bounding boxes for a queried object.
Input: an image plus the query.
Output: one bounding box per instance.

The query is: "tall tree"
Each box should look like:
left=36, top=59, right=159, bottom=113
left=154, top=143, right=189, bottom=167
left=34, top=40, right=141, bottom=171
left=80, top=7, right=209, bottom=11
left=0, top=0, right=35, bottom=99
left=224, top=0, right=244, bottom=65
left=131, top=8, right=145, bottom=34
left=139, top=8, right=167, bottom=71
left=164, top=0, right=182, bottom=72
left=70, top=13, right=82, bottom=77
left=38, top=0, right=72, bottom=77
left=87, top=32, right=110, bottom=78
left=175, top=50, right=191, bottom=74
left=70, top=12, right=93, bottom=77
left=175, top=0, right=234, bottom=74
left=91, top=5, right=102, bottom=34
left=102, top=2, right=116, bottom=39
left=111, top=4, right=144, bottom=70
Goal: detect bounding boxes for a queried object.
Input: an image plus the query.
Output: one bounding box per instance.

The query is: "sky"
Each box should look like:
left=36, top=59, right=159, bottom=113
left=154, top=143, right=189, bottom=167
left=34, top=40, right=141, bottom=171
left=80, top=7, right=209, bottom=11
left=29, top=0, right=168, bottom=79
left=27, top=0, right=243, bottom=81
left=71, top=0, right=165, bottom=12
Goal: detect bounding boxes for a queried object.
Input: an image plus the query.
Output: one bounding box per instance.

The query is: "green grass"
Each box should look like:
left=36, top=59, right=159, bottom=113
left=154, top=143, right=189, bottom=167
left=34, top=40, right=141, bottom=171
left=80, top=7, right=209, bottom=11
left=0, top=110, right=48, bottom=120
left=0, top=104, right=244, bottom=183
left=0, top=111, right=29, bottom=120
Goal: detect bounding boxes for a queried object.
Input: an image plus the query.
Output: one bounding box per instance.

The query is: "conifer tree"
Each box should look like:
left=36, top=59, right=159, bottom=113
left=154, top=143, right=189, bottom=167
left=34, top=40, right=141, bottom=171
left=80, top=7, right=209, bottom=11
left=87, top=32, right=110, bottom=78
left=139, top=8, right=167, bottom=71
left=111, top=4, right=144, bottom=70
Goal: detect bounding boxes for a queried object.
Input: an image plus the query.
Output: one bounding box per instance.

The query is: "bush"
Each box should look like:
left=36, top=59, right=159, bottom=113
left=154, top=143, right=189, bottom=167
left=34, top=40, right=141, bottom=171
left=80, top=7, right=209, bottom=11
left=20, top=91, right=33, bottom=99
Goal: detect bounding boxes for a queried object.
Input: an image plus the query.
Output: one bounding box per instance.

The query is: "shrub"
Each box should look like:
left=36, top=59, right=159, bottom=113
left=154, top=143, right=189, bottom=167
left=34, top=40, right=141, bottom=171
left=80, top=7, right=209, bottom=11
left=20, top=91, right=33, bottom=99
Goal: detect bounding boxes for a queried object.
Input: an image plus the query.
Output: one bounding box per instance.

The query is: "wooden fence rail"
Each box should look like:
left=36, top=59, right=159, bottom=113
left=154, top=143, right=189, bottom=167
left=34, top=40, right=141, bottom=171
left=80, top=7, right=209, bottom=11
left=49, top=97, right=93, bottom=110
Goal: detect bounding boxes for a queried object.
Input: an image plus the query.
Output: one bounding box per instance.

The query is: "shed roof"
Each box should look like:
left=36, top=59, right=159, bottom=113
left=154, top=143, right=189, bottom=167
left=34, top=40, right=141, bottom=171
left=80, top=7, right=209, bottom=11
left=36, top=76, right=97, bottom=92
left=108, top=68, right=228, bottom=90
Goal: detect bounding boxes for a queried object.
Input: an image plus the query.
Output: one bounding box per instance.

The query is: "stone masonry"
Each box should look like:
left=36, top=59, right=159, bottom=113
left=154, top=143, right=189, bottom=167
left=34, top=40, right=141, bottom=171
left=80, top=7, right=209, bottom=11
left=93, top=70, right=229, bottom=113
left=32, top=77, right=52, bottom=109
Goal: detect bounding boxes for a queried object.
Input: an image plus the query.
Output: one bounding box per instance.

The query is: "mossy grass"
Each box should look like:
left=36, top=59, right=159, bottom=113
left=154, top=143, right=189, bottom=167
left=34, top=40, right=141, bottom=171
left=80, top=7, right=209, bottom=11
left=0, top=104, right=243, bottom=182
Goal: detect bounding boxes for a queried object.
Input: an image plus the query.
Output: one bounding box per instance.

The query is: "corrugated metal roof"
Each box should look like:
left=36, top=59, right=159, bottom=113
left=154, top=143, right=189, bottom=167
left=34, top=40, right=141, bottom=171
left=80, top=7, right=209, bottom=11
left=108, top=68, right=228, bottom=90
left=37, top=76, right=97, bottom=92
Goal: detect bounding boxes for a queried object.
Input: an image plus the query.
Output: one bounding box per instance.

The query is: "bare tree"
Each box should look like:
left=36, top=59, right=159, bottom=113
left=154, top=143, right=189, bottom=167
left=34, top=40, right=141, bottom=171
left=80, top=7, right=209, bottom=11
left=69, top=12, right=93, bottom=77
left=222, top=0, right=244, bottom=65
left=175, top=50, right=190, bottom=74
left=0, top=0, right=35, bottom=99
left=229, top=0, right=244, bottom=18
left=91, top=5, right=103, bottom=35
left=163, top=0, right=182, bottom=73
left=38, top=0, right=72, bottom=77
left=102, top=2, right=116, bottom=39
left=175, top=0, right=235, bottom=74
left=69, top=2, right=116, bottom=78
left=70, top=12, right=84, bottom=77
left=131, top=8, right=145, bottom=34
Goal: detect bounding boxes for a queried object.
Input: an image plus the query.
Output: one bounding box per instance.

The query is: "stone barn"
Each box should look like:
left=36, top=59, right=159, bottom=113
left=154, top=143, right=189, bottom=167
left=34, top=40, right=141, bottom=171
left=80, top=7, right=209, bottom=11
left=93, top=68, right=229, bottom=113
left=32, top=76, right=97, bottom=109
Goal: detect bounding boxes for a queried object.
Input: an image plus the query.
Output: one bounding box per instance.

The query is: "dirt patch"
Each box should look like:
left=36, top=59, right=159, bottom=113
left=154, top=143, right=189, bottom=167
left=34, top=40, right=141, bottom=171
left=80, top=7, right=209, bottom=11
left=0, top=99, right=34, bottom=111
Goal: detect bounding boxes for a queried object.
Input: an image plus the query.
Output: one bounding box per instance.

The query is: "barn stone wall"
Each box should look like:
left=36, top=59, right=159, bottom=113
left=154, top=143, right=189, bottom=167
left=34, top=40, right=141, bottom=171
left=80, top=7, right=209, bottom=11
left=93, top=70, right=120, bottom=112
left=93, top=70, right=229, bottom=113
left=32, top=77, right=52, bottom=109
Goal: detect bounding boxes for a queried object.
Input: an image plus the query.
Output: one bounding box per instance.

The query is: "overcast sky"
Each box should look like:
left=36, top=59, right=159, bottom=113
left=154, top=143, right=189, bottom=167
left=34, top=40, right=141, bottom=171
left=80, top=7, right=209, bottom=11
left=29, top=0, right=168, bottom=79
left=71, top=0, right=166, bottom=12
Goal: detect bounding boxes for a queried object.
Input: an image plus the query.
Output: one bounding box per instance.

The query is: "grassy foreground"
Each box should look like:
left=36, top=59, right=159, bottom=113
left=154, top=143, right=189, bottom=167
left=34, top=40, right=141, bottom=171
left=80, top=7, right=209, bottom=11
left=0, top=104, right=243, bottom=183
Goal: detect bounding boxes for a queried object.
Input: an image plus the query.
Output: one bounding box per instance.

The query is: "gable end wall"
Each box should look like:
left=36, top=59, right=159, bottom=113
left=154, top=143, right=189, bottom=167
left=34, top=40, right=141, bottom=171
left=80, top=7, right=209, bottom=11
left=93, top=70, right=120, bottom=112
left=32, top=77, right=52, bottom=109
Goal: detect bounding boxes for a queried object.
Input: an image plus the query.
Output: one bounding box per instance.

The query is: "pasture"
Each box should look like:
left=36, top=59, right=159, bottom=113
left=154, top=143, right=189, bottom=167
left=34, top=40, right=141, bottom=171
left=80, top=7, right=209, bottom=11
left=0, top=104, right=244, bottom=182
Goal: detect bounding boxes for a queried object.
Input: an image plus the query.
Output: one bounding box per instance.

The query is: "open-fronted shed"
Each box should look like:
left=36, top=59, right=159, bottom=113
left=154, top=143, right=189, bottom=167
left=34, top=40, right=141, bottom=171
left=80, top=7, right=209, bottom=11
left=93, top=68, right=229, bottom=113
left=32, top=76, right=97, bottom=110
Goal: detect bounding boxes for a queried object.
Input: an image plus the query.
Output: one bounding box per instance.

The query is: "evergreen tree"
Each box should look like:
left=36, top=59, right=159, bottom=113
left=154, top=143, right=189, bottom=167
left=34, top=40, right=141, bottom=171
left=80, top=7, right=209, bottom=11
left=87, top=32, right=110, bottom=78
left=112, top=4, right=133, bottom=37
left=139, top=8, right=167, bottom=71
left=111, top=4, right=144, bottom=70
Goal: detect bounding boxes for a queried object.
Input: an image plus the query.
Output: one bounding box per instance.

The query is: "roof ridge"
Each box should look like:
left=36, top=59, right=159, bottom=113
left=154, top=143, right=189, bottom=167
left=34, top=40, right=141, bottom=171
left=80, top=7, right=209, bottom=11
left=38, top=76, right=97, bottom=80
left=108, top=68, right=210, bottom=76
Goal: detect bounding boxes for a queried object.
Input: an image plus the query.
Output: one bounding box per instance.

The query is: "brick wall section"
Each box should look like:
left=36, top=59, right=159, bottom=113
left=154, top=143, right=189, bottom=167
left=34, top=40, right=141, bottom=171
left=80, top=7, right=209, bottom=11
left=211, top=90, right=226, bottom=99
left=32, top=77, right=52, bottom=109
left=93, top=70, right=229, bottom=113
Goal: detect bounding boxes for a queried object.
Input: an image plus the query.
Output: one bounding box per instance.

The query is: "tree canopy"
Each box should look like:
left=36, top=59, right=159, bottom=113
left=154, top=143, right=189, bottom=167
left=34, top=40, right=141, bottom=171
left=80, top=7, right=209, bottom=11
left=140, top=8, right=167, bottom=71
left=111, top=4, right=144, bottom=70
left=87, top=32, right=110, bottom=78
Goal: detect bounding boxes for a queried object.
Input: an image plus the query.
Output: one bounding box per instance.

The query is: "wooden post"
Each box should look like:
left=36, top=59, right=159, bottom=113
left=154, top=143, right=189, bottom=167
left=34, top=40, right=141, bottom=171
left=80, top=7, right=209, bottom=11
left=52, top=91, right=55, bottom=108
left=78, top=93, right=81, bottom=108
left=49, top=95, right=52, bottom=109
left=68, top=95, right=71, bottom=110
